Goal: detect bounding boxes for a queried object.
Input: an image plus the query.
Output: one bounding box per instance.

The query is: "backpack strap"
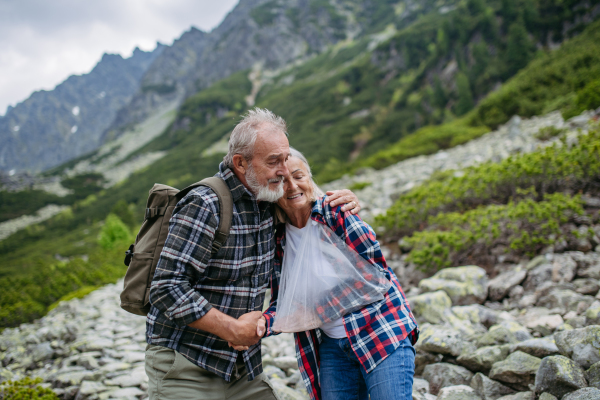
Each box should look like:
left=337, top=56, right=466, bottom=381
left=177, top=177, right=233, bottom=254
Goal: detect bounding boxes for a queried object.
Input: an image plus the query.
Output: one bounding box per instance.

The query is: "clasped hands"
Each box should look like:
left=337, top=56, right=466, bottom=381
left=227, top=311, right=266, bottom=351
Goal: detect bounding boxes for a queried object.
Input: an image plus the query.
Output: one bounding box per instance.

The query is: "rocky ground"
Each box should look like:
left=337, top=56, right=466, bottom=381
left=0, top=282, right=304, bottom=400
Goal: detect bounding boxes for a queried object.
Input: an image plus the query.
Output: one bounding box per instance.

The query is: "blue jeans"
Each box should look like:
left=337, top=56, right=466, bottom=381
left=319, top=334, right=415, bottom=400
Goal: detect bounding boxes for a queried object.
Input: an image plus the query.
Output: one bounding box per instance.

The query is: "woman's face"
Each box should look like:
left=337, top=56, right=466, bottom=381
left=277, top=157, right=314, bottom=213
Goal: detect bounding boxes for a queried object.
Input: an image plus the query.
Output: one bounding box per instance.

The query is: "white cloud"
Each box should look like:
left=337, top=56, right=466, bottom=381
left=0, top=0, right=238, bottom=115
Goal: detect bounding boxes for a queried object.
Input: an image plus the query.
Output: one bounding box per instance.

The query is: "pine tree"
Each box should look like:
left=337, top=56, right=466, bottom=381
left=455, top=73, right=474, bottom=116
left=505, top=18, right=534, bottom=76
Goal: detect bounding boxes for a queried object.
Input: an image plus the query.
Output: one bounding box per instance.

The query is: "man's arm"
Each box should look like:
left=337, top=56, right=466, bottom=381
left=189, top=308, right=265, bottom=346
left=149, top=190, right=263, bottom=346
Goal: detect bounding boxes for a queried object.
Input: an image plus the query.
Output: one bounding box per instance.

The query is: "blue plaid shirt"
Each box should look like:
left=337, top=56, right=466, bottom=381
left=146, top=163, right=274, bottom=382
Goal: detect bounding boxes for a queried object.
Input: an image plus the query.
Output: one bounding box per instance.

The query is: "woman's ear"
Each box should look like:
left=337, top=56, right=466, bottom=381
left=232, top=154, right=248, bottom=175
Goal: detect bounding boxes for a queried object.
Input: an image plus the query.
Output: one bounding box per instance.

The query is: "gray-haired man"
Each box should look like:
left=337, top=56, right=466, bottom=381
left=145, top=108, right=360, bottom=399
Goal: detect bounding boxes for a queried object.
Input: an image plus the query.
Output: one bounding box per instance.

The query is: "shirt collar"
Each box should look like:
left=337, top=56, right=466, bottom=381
left=218, top=162, right=254, bottom=203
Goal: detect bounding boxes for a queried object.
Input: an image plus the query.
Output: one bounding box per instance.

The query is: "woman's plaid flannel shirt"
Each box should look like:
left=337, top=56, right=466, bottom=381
left=263, top=198, right=419, bottom=400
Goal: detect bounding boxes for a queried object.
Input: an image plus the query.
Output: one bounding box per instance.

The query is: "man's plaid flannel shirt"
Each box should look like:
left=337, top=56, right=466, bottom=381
left=146, top=164, right=274, bottom=382
left=263, top=198, right=419, bottom=400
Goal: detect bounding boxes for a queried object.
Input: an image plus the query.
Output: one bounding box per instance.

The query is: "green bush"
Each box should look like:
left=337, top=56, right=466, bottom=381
left=98, top=214, right=132, bottom=249
left=349, top=181, right=372, bottom=191
left=0, top=377, right=58, bottom=400
left=534, top=126, right=566, bottom=141
left=377, top=124, right=600, bottom=236
left=407, top=192, right=584, bottom=271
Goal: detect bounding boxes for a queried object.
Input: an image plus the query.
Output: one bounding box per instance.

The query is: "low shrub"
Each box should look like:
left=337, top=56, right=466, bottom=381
left=0, top=377, right=58, bottom=400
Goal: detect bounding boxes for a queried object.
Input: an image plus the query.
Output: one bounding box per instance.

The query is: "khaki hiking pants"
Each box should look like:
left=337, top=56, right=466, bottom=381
left=145, top=344, right=281, bottom=400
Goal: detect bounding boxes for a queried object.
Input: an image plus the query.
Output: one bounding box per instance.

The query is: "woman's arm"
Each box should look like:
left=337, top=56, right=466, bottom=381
left=263, top=225, right=285, bottom=337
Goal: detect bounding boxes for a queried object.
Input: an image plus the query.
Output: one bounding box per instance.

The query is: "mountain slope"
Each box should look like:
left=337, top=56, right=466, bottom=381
left=0, top=46, right=164, bottom=173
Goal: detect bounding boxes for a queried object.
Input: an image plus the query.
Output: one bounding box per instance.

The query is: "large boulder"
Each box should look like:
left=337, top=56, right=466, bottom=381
left=423, top=363, right=474, bottom=395
left=537, top=289, right=595, bottom=315
left=562, top=388, right=600, bottom=400
left=476, top=322, right=532, bottom=348
left=416, top=324, right=475, bottom=357
left=488, top=269, right=527, bottom=301
left=585, top=301, right=600, bottom=325
left=451, top=305, right=499, bottom=328
left=415, top=351, right=443, bottom=376
left=586, top=361, right=600, bottom=389
left=457, top=345, right=510, bottom=374
left=488, top=351, right=542, bottom=391
left=523, top=262, right=554, bottom=292
left=534, top=355, right=588, bottom=399
left=509, top=338, right=559, bottom=358
left=418, top=266, right=488, bottom=305
left=408, top=291, right=453, bottom=324
left=436, top=385, right=482, bottom=400
left=554, top=325, right=600, bottom=369
left=470, top=372, right=515, bottom=400
left=550, top=254, right=578, bottom=283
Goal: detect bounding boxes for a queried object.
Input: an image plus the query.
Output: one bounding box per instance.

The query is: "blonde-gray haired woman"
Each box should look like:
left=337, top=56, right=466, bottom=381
left=261, top=148, right=418, bottom=400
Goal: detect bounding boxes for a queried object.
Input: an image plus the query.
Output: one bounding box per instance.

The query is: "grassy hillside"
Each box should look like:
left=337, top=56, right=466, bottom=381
left=1, top=0, right=600, bottom=328
left=376, top=123, right=600, bottom=271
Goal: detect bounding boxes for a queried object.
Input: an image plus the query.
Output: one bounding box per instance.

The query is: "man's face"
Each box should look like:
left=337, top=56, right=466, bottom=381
left=245, top=126, right=290, bottom=201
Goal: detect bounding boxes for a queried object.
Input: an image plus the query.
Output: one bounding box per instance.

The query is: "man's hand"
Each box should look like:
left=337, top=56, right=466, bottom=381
left=324, top=189, right=361, bottom=215
left=228, top=314, right=266, bottom=351
left=228, top=311, right=265, bottom=347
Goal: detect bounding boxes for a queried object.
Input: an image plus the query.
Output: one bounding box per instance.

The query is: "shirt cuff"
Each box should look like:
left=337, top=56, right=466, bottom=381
left=164, top=289, right=213, bottom=327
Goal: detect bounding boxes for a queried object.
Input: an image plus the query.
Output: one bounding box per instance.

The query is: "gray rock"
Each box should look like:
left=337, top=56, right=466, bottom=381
left=29, top=342, right=54, bottom=363
left=270, top=379, right=308, bottom=400
left=585, top=361, right=600, bottom=389
left=451, top=305, right=499, bottom=328
left=418, top=266, right=488, bottom=305
left=273, top=356, right=297, bottom=371
left=523, top=262, right=553, bottom=292
left=263, top=365, right=286, bottom=380
left=476, top=322, right=532, bottom=348
left=534, top=355, right=587, bottom=399
left=554, top=325, right=600, bottom=369
left=470, top=372, right=515, bottom=400
left=415, top=351, right=443, bottom=375
left=585, top=302, right=600, bottom=325
left=562, top=388, right=600, bottom=400
left=408, top=290, right=453, bottom=324
left=457, top=345, right=510, bottom=374
left=572, top=278, right=600, bottom=296
left=423, top=363, right=474, bottom=395
left=509, top=338, right=559, bottom=358
left=99, top=387, right=145, bottom=400
left=75, top=381, right=108, bottom=400
left=488, top=269, right=528, bottom=301
left=53, top=370, right=98, bottom=388
left=538, top=393, right=558, bottom=400
left=413, top=377, right=430, bottom=394
left=104, top=368, right=147, bottom=387
left=537, top=289, right=595, bottom=315
left=416, top=324, right=475, bottom=357
left=551, top=254, right=578, bottom=283
left=436, top=385, right=482, bottom=400
left=488, top=351, right=542, bottom=391
left=496, top=392, right=534, bottom=400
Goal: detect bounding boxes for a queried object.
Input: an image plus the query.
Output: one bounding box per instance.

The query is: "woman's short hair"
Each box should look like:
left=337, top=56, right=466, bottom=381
left=223, top=108, right=287, bottom=167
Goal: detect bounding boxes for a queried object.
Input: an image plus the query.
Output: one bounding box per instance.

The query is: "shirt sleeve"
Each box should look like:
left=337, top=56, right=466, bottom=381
left=320, top=199, right=390, bottom=278
left=149, top=190, right=218, bottom=327
left=263, top=225, right=283, bottom=337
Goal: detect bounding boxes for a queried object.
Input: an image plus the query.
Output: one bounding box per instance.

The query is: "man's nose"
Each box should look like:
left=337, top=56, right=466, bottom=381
left=278, top=161, right=290, bottom=178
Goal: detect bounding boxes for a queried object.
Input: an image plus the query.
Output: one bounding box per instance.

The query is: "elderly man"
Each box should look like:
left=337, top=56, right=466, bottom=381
left=145, top=108, right=360, bottom=400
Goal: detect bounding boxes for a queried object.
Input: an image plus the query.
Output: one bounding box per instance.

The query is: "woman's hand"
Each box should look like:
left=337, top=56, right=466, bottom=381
left=324, top=189, right=361, bottom=215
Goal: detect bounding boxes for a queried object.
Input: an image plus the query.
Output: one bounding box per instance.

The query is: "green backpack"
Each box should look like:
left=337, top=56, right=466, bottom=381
left=120, top=177, right=233, bottom=316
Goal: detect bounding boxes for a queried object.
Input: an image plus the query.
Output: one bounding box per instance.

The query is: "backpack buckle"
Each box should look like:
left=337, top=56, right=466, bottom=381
left=124, top=244, right=134, bottom=266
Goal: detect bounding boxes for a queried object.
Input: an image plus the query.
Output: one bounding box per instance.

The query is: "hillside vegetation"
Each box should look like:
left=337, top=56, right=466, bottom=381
left=1, top=0, right=600, bottom=328
left=377, top=124, right=600, bottom=271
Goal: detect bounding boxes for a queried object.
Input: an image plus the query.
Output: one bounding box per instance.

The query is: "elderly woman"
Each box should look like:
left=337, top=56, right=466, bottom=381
left=262, top=148, right=418, bottom=400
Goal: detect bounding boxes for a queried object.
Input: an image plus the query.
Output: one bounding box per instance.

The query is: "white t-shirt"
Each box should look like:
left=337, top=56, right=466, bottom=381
left=285, top=222, right=347, bottom=339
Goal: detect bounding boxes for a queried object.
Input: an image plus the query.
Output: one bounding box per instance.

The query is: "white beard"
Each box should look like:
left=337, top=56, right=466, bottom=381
left=246, top=164, right=284, bottom=202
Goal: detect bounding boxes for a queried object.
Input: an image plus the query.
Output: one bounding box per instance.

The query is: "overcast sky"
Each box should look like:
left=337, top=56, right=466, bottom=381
left=0, top=0, right=239, bottom=116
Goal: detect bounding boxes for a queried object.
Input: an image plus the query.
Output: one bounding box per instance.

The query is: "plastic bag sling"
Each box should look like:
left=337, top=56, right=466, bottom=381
left=120, top=177, right=232, bottom=316
left=272, top=220, right=391, bottom=333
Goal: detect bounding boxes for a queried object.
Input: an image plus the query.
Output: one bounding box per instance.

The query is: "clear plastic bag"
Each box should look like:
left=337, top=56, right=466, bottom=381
left=272, top=220, right=391, bottom=333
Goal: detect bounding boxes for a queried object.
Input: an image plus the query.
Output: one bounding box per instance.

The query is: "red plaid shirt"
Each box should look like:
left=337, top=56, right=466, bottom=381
left=263, top=198, right=418, bottom=400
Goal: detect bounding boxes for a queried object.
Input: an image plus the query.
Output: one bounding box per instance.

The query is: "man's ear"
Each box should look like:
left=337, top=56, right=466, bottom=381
left=231, top=154, right=249, bottom=175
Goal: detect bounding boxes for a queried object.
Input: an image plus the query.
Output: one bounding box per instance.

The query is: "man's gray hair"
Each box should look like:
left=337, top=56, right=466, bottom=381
left=223, top=108, right=287, bottom=167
